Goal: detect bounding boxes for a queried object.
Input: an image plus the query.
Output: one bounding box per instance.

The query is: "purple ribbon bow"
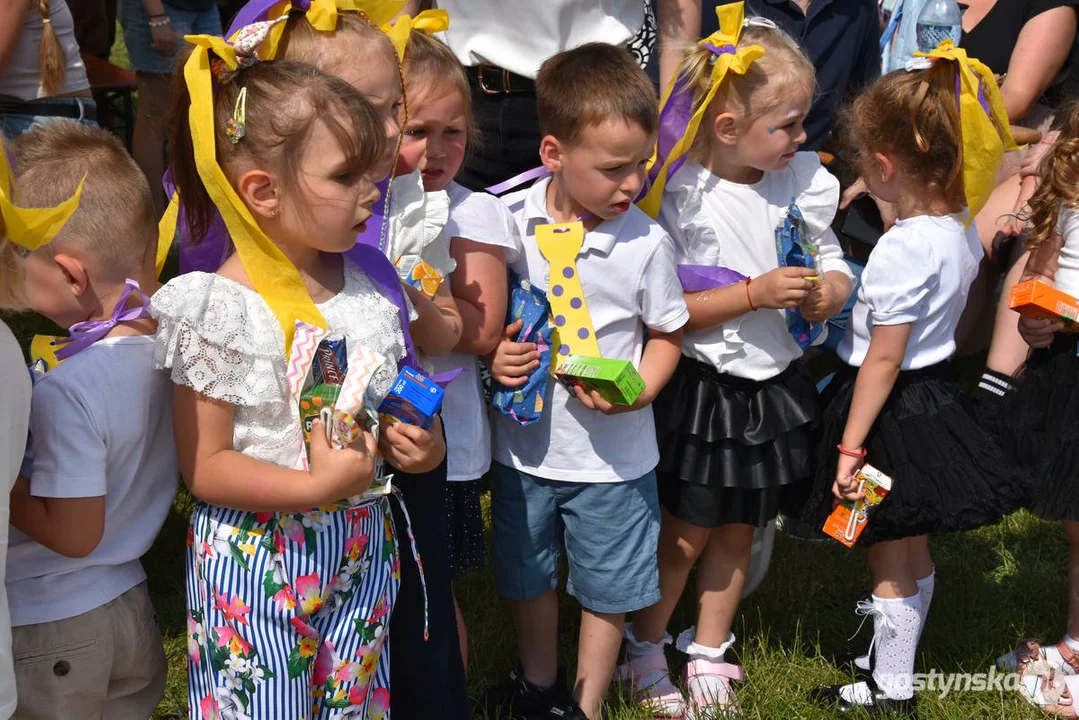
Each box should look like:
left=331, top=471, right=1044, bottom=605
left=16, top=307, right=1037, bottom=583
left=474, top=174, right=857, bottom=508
left=54, top=278, right=151, bottom=360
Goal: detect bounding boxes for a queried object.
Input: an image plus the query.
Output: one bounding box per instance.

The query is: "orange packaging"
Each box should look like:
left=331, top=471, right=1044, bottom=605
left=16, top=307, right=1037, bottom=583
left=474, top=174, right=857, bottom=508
left=822, top=464, right=894, bottom=547
left=1009, top=280, right=1079, bottom=333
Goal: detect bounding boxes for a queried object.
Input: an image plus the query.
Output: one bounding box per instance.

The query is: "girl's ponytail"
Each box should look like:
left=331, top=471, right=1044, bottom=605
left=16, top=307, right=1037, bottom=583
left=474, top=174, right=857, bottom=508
left=1026, top=103, right=1079, bottom=253
left=37, top=0, right=65, bottom=97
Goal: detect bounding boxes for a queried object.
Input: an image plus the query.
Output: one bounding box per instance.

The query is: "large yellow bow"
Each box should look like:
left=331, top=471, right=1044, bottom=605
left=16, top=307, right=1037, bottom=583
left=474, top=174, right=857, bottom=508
left=243, top=0, right=405, bottom=62
left=179, top=39, right=326, bottom=354
left=381, top=9, right=449, bottom=60
left=915, top=40, right=1019, bottom=223
left=638, top=1, right=764, bottom=218
left=0, top=141, right=83, bottom=256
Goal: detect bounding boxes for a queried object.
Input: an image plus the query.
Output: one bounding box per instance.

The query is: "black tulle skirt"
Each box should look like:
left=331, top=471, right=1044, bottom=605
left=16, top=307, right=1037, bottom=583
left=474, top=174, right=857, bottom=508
left=654, top=356, right=818, bottom=528
left=1005, top=336, right=1079, bottom=522
left=800, top=363, right=1029, bottom=545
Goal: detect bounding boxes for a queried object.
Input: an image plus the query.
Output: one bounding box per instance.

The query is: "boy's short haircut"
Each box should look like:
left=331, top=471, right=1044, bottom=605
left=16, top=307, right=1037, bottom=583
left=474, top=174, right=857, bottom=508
left=13, top=120, right=157, bottom=276
left=535, top=42, right=659, bottom=146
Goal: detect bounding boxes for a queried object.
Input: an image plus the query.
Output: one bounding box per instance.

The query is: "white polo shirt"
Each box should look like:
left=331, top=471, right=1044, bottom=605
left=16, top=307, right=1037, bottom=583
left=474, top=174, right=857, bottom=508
left=434, top=0, right=645, bottom=78
left=492, top=177, right=689, bottom=483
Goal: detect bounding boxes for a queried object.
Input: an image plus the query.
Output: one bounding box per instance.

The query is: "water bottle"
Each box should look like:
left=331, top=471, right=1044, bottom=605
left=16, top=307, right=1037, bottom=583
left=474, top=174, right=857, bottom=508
left=915, top=0, right=962, bottom=53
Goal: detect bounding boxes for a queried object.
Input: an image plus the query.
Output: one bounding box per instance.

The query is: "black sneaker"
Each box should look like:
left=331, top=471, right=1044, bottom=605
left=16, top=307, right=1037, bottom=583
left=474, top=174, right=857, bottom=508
left=477, top=665, right=571, bottom=720
left=543, top=703, right=589, bottom=720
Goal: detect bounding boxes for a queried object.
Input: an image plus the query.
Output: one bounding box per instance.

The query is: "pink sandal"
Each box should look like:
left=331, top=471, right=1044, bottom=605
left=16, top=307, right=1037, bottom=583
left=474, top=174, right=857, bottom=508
left=613, top=652, right=686, bottom=718
left=683, top=657, right=743, bottom=719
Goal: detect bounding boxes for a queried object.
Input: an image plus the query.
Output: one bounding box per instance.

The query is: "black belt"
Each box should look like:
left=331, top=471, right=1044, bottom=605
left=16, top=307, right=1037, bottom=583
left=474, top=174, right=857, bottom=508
left=0, top=96, right=96, bottom=121
left=467, top=63, right=534, bottom=95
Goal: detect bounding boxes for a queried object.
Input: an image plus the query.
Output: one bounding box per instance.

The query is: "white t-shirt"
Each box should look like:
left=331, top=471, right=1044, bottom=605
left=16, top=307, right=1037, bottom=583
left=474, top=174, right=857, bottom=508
left=0, top=322, right=29, bottom=717
left=430, top=182, right=522, bottom=482
left=6, top=336, right=178, bottom=627
left=1053, top=208, right=1079, bottom=297
left=658, top=153, right=854, bottom=381
left=839, top=214, right=982, bottom=369
left=492, top=177, right=690, bottom=483
left=434, top=0, right=645, bottom=78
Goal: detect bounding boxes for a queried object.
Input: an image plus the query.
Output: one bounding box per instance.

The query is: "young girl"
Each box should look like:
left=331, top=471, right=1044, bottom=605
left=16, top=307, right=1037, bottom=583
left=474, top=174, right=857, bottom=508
left=998, top=103, right=1079, bottom=715
left=230, top=5, right=470, bottom=716
left=621, top=6, right=853, bottom=716
left=396, top=30, right=521, bottom=670
left=157, top=32, right=445, bottom=719
left=801, top=49, right=1025, bottom=715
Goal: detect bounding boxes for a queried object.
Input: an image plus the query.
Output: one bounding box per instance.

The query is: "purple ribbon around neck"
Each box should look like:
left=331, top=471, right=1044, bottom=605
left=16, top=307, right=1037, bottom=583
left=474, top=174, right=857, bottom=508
left=677, top=264, right=747, bottom=292
left=54, top=278, right=151, bottom=360
left=485, top=166, right=551, bottom=196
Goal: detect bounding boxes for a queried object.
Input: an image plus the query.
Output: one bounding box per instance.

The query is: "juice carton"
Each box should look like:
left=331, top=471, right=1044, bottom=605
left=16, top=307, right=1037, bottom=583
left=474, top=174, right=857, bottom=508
left=395, top=254, right=444, bottom=299
left=555, top=355, right=645, bottom=406
left=1009, top=279, right=1079, bottom=332
left=377, top=366, right=444, bottom=428
left=822, top=464, right=894, bottom=547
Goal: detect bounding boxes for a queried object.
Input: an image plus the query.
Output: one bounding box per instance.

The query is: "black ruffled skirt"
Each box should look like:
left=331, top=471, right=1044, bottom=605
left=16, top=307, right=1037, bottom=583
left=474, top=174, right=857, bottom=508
left=801, top=363, right=1029, bottom=545
left=1005, top=335, right=1079, bottom=522
left=654, top=356, right=818, bottom=528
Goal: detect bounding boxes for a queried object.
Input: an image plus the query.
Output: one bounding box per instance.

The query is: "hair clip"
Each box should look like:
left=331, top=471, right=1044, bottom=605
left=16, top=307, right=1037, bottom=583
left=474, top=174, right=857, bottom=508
left=905, top=57, right=935, bottom=72
left=743, top=16, right=779, bottom=29
left=11, top=243, right=31, bottom=259
left=226, top=86, right=247, bottom=144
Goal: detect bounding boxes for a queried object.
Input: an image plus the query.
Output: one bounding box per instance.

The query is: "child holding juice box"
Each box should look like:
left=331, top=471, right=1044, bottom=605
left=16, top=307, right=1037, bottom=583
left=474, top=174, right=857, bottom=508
left=995, top=103, right=1079, bottom=714
left=799, top=47, right=1029, bottom=716
left=619, top=7, right=853, bottom=717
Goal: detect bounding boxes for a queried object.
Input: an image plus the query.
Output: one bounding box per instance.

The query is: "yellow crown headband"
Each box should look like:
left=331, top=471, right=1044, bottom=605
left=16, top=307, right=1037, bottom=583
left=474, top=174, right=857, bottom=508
left=638, top=1, right=765, bottom=218
left=909, top=41, right=1019, bottom=223
left=0, top=141, right=84, bottom=258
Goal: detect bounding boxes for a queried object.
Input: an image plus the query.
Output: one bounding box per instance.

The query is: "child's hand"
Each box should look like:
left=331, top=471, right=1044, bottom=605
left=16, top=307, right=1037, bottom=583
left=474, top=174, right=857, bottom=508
left=488, top=320, right=539, bottom=387
left=1018, top=315, right=1063, bottom=349
left=308, top=420, right=378, bottom=499
left=568, top=383, right=637, bottom=415
left=800, top=275, right=846, bottom=323
left=378, top=415, right=446, bottom=474
left=750, top=267, right=818, bottom=310
left=832, top=453, right=866, bottom=502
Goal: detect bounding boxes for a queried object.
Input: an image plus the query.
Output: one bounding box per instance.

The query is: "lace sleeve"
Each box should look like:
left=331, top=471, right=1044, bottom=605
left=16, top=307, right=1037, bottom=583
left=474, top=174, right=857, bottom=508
left=151, top=274, right=290, bottom=408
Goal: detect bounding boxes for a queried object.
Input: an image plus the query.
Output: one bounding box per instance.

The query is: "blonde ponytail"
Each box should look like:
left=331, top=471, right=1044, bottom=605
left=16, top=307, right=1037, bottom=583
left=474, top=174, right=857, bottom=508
left=37, top=0, right=65, bottom=97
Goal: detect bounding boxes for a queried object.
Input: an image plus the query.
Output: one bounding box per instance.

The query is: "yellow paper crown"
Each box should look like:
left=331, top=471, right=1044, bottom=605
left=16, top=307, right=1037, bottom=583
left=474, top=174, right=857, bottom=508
left=638, top=2, right=765, bottom=218
left=0, top=140, right=84, bottom=257
left=913, top=41, right=1020, bottom=223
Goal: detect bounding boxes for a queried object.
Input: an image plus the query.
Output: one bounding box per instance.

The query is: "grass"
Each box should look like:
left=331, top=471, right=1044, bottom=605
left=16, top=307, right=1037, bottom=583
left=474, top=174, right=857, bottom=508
left=36, top=26, right=1055, bottom=720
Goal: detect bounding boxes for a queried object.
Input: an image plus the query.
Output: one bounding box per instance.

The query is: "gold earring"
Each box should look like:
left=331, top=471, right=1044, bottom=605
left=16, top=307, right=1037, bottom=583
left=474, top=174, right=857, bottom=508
left=271, top=208, right=277, bottom=217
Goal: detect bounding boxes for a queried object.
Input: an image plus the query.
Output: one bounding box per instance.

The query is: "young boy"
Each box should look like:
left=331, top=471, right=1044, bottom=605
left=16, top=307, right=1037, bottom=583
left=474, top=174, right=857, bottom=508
left=6, top=121, right=177, bottom=720
left=485, top=44, right=689, bottom=720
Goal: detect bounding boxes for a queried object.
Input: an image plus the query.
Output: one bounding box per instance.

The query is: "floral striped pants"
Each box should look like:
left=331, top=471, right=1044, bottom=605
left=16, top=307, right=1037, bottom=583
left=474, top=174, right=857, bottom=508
left=186, top=497, right=399, bottom=720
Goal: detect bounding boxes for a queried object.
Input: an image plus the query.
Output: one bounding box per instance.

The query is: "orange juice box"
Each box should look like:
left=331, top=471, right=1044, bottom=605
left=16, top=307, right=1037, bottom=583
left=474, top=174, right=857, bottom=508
left=395, top=254, right=444, bottom=299
left=1009, top=280, right=1079, bottom=332
left=822, top=464, right=893, bottom=547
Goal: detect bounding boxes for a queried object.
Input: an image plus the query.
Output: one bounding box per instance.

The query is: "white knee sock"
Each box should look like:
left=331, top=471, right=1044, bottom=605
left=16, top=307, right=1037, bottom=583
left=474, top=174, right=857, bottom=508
left=855, top=570, right=934, bottom=671
left=871, top=593, right=922, bottom=700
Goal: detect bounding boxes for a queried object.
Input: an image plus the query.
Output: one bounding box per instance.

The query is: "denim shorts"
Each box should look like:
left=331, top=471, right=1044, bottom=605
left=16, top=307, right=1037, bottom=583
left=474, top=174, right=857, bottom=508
left=0, top=98, right=97, bottom=140
left=120, top=0, right=222, bottom=75
left=491, top=462, right=661, bottom=614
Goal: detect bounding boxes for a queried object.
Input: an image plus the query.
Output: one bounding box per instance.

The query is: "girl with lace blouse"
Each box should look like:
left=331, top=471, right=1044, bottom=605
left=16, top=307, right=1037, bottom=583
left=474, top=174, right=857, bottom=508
left=619, top=10, right=853, bottom=717
left=152, top=55, right=445, bottom=719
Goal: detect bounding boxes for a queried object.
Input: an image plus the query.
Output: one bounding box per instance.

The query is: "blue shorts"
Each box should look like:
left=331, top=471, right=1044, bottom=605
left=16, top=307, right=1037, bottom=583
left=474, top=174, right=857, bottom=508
left=120, top=0, right=222, bottom=75
left=0, top=99, right=97, bottom=140
left=491, top=462, right=661, bottom=614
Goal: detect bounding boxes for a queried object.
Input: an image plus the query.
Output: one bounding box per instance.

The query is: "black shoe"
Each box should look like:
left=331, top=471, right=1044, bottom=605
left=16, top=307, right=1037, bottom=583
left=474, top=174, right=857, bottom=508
left=833, top=649, right=873, bottom=680
left=542, top=702, right=589, bottom=720
left=477, top=665, right=572, bottom=720
left=810, top=677, right=918, bottom=717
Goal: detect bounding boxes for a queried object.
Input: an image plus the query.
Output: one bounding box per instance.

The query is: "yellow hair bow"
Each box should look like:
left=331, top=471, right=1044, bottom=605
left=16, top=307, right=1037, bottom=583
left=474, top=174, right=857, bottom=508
left=638, top=1, right=765, bottom=218
left=914, top=40, right=1020, bottom=222
left=381, top=9, right=450, bottom=61
left=0, top=141, right=83, bottom=257
left=179, top=36, right=326, bottom=354
left=235, top=0, right=406, bottom=62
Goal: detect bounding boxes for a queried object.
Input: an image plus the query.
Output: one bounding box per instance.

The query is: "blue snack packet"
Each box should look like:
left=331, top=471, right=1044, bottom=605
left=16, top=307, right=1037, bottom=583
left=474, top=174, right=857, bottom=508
left=775, top=201, right=825, bottom=350
left=491, top=271, right=554, bottom=426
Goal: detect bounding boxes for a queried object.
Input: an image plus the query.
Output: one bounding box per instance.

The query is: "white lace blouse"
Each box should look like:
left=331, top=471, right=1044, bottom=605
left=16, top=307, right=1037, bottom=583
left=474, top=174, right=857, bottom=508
left=152, top=258, right=416, bottom=469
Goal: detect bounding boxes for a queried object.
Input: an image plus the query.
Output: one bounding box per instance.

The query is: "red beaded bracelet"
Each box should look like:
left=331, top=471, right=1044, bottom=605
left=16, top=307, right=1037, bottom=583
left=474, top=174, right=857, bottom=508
left=745, top=277, right=756, bottom=311
left=836, top=444, right=867, bottom=458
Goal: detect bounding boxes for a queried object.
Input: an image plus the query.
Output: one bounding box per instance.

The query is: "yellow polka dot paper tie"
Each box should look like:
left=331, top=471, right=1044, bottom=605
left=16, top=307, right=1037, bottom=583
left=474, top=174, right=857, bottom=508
left=536, top=222, right=601, bottom=374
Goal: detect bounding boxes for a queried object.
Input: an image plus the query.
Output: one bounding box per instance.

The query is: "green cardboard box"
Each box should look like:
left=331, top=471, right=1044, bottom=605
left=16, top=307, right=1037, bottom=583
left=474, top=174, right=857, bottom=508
left=555, top=355, right=645, bottom=406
